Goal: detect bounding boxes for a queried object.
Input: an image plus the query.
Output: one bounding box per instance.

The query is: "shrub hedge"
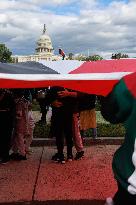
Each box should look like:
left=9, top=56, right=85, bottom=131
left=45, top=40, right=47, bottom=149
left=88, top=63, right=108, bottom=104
left=33, top=102, right=125, bottom=138
left=33, top=122, right=125, bottom=138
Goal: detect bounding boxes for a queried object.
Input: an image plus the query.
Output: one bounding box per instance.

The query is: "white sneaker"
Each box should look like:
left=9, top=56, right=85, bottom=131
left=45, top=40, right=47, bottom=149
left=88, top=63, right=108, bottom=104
left=104, top=197, right=114, bottom=205
left=26, top=148, right=33, bottom=155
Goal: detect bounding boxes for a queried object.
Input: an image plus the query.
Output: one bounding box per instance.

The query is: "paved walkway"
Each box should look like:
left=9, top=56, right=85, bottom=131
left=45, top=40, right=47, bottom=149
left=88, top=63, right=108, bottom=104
left=0, top=145, right=119, bottom=205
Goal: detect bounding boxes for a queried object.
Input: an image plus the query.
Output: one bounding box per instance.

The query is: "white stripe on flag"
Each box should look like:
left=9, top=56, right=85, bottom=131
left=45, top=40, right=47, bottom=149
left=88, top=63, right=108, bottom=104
left=39, top=60, right=84, bottom=74
left=0, top=72, right=132, bottom=81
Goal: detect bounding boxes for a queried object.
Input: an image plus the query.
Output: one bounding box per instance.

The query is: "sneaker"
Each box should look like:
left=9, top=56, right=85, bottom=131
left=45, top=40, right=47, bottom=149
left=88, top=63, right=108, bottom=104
left=105, top=197, right=114, bottom=205
left=10, top=153, right=19, bottom=160
left=0, top=158, right=10, bottom=165
left=52, top=153, right=65, bottom=164
left=75, top=151, right=84, bottom=160
left=58, top=155, right=65, bottom=164
left=51, top=153, right=60, bottom=162
left=15, top=154, right=27, bottom=161
left=67, top=155, right=73, bottom=162
left=26, top=148, right=33, bottom=155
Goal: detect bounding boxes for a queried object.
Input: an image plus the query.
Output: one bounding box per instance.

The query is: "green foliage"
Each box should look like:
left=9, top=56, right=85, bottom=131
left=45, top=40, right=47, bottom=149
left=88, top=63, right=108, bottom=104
left=86, top=123, right=125, bottom=137
left=32, top=101, right=40, bottom=111
left=111, top=53, right=129, bottom=59
left=33, top=121, right=125, bottom=138
left=68, top=53, right=74, bottom=60
left=34, top=123, right=50, bottom=138
left=95, top=98, right=101, bottom=111
left=85, top=54, right=103, bottom=61
left=32, top=98, right=125, bottom=139
left=33, top=109, right=125, bottom=138
left=0, top=43, right=13, bottom=63
left=97, top=123, right=125, bottom=137
left=74, top=54, right=103, bottom=61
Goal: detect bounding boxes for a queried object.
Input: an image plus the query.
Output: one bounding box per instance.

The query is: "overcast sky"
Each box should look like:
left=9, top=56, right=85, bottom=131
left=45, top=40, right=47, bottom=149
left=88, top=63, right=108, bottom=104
left=1, top=0, right=136, bottom=58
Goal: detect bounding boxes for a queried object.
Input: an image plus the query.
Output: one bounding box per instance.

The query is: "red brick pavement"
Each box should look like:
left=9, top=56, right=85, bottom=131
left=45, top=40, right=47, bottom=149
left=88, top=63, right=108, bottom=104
left=0, top=145, right=119, bottom=205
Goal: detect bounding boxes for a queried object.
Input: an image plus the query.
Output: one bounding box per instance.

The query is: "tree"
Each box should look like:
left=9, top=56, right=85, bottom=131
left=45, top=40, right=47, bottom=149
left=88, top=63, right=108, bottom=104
left=85, top=54, right=103, bottom=61
left=0, top=44, right=12, bottom=63
left=111, top=53, right=129, bottom=59
left=68, top=53, right=74, bottom=60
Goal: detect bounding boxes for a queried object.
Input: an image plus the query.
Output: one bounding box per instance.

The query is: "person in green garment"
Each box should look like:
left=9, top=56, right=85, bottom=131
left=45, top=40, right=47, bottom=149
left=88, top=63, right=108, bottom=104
left=100, top=72, right=136, bottom=205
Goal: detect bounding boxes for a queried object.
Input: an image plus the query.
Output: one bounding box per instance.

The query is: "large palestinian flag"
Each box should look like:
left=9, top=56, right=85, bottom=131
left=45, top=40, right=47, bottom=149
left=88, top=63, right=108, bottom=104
left=0, top=59, right=136, bottom=96
left=123, top=71, right=136, bottom=98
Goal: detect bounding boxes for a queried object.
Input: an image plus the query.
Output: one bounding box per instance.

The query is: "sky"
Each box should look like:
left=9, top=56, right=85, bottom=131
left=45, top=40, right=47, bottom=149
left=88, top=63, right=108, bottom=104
left=0, top=0, right=136, bottom=59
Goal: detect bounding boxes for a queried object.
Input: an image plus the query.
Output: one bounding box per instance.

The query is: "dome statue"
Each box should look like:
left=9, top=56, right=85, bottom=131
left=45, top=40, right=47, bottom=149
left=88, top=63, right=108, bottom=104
left=35, top=24, right=54, bottom=56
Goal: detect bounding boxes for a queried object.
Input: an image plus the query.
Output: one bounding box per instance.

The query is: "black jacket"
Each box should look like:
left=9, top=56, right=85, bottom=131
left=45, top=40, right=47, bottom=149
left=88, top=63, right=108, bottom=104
left=78, top=94, right=96, bottom=112
left=46, top=86, right=78, bottom=113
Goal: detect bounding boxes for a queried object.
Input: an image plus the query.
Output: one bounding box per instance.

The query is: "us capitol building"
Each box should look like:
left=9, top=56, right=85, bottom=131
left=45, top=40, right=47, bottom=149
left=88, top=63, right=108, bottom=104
left=12, top=25, right=61, bottom=62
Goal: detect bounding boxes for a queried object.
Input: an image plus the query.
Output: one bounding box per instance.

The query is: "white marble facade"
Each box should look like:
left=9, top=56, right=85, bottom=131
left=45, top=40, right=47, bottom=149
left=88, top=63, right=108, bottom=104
left=12, top=25, right=61, bottom=63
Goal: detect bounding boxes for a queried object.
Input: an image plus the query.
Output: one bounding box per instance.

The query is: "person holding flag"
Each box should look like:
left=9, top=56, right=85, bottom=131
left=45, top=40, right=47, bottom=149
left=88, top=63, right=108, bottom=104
left=59, top=48, right=65, bottom=60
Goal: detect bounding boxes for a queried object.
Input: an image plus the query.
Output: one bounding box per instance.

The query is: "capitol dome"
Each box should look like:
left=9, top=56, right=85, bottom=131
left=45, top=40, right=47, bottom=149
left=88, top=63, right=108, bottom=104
left=35, top=24, right=53, bottom=56
left=38, top=34, right=51, bottom=42
left=12, top=24, right=61, bottom=63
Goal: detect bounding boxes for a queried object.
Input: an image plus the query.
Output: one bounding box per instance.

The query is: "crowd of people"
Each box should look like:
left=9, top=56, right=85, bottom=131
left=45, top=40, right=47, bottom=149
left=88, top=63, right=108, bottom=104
left=0, top=87, right=97, bottom=165
left=1, top=79, right=136, bottom=205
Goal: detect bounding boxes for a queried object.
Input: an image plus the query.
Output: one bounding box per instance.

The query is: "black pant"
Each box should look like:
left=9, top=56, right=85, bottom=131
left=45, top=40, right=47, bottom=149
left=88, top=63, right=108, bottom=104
left=38, top=100, right=48, bottom=122
left=51, top=108, right=73, bottom=156
left=0, top=113, right=13, bottom=160
left=113, top=182, right=136, bottom=205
